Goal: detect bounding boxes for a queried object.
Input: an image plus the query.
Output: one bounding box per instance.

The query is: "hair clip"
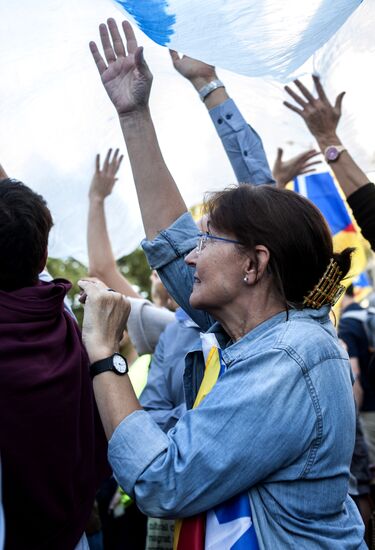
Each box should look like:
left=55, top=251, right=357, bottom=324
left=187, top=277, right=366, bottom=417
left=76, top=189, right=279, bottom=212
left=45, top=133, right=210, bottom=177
left=303, top=258, right=345, bottom=309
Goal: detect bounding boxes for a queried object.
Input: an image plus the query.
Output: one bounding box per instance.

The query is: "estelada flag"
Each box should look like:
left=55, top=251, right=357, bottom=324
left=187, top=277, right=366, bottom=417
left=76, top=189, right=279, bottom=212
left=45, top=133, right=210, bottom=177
left=293, top=171, right=367, bottom=282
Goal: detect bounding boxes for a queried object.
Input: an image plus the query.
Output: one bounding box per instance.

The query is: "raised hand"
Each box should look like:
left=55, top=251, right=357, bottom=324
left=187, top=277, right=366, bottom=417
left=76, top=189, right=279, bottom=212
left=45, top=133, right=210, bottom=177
left=90, top=19, right=153, bottom=116
left=273, top=148, right=321, bottom=189
left=284, top=75, right=345, bottom=144
left=169, top=50, right=217, bottom=89
left=89, top=148, right=124, bottom=201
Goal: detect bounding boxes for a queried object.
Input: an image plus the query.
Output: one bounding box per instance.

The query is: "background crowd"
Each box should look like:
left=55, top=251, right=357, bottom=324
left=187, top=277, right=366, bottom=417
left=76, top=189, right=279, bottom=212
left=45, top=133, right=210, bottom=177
left=1, top=15, right=375, bottom=550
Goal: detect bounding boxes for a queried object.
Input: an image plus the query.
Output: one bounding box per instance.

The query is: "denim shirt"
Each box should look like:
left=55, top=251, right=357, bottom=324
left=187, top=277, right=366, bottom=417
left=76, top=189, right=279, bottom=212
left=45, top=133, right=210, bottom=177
left=109, top=213, right=365, bottom=549
left=139, top=309, right=201, bottom=432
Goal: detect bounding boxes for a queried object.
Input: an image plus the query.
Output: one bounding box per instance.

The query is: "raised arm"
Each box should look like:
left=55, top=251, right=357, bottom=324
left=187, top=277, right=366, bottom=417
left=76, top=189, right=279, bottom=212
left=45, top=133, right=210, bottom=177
left=284, top=75, right=375, bottom=249
left=170, top=51, right=274, bottom=184
left=90, top=19, right=187, bottom=240
left=284, top=76, right=369, bottom=198
left=87, top=148, right=140, bottom=298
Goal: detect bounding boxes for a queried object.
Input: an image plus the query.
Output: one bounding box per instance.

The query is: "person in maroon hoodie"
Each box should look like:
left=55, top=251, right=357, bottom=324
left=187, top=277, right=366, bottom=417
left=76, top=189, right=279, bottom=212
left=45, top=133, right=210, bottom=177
left=0, top=177, right=108, bottom=550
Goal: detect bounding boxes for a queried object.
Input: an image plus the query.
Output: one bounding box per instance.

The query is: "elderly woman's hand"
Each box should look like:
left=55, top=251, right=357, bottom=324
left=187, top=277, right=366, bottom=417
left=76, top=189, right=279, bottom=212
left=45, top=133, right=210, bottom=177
left=89, top=19, right=153, bottom=117
left=79, top=279, right=131, bottom=363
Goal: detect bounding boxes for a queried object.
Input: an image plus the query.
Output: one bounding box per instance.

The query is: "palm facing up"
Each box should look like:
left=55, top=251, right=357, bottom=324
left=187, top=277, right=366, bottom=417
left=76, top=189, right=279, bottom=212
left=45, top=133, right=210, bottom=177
left=90, top=19, right=152, bottom=116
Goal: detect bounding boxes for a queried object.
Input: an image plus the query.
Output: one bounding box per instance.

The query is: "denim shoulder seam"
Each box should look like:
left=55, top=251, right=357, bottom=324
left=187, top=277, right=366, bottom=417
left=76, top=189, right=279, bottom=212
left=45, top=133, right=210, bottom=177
left=275, top=341, right=323, bottom=477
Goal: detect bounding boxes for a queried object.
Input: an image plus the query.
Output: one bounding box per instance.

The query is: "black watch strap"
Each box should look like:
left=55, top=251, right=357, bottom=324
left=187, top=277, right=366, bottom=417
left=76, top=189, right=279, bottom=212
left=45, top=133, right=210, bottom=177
left=90, top=353, right=128, bottom=379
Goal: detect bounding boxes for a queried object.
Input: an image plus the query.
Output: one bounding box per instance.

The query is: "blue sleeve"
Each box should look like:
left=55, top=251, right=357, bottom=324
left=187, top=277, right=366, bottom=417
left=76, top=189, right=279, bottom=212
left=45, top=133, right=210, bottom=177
left=209, top=98, right=275, bottom=185
left=139, top=329, right=186, bottom=432
left=108, top=349, right=317, bottom=518
left=142, top=212, right=214, bottom=332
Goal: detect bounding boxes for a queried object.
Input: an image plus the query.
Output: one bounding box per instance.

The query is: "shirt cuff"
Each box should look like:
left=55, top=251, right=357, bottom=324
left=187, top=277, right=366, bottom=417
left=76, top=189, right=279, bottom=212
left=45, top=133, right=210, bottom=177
left=142, top=212, right=198, bottom=270
left=209, top=98, right=250, bottom=136
left=108, top=410, right=169, bottom=495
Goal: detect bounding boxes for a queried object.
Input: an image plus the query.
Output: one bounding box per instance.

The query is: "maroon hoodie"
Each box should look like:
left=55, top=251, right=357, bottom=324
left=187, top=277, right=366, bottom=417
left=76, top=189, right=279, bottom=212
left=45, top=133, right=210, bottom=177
left=0, top=279, right=108, bottom=550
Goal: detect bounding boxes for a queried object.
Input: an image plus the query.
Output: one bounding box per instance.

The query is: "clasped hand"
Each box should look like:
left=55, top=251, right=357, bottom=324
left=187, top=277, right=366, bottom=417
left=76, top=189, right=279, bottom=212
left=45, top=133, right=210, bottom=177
left=79, top=279, right=131, bottom=364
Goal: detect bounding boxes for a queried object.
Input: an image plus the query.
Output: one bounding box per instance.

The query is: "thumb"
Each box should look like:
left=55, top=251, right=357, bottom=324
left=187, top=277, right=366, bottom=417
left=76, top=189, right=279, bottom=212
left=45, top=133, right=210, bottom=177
left=135, top=46, right=150, bottom=75
left=334, top=91, right=346, bottom=114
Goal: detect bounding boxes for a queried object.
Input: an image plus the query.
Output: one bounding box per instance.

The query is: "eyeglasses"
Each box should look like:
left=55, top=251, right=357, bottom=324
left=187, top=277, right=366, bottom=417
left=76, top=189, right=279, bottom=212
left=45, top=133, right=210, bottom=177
left=196, top=232, right=242, bottom=254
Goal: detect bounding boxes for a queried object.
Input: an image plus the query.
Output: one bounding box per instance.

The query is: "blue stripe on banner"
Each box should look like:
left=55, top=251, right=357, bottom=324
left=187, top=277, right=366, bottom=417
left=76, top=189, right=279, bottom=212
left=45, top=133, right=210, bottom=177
left=115, top=0, right=176, bottom=46
left=294, top=172, right=352, bottom=235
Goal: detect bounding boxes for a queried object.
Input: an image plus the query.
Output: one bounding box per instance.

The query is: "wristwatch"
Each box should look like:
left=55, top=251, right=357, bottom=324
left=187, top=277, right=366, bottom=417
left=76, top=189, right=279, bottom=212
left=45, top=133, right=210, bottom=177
left=198, top=79, right=225, bottom=102
left=90, top=353, right=128, bottom=379
left=324, top=145, right=346, bottom=163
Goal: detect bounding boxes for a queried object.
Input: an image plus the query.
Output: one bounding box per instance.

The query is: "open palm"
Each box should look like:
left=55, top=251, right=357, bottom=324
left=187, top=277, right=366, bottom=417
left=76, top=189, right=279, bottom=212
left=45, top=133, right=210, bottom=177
left=90, top=19, right=152, bottom=116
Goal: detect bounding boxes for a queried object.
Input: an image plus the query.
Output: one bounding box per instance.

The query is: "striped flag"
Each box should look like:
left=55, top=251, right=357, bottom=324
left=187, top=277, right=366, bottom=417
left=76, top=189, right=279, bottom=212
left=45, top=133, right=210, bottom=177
left=294, top=171, right=367, bottom=280
left=173, top=334, right=259, bottom=550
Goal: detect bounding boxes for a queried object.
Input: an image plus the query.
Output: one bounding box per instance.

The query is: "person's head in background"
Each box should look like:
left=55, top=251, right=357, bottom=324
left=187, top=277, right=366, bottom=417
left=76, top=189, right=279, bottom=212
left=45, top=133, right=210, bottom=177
left=0, top=179, right=53, bottom=291
left=340, top=284, right=355, bottom=311
left=150, top=270, right=178, bottom=311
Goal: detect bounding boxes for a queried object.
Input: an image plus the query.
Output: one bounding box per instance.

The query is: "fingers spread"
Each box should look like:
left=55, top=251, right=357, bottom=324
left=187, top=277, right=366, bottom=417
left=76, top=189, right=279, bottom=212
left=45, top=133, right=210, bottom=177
left=100, top=23, right=117, bottom=64
left=293, top=79, right=315, bottom=103
left=89, top=41, right=107, bottom=75
left=283, top=101, right=303, bottom=116
left=122, top=20, right=138, bottom=54
left=284, top=85, right=307, bottom=108
left=108, top=18, right=126, bottom=57
left=104, top=148, right=112, bottom=170
left=312, top=74, right=328, bottom=102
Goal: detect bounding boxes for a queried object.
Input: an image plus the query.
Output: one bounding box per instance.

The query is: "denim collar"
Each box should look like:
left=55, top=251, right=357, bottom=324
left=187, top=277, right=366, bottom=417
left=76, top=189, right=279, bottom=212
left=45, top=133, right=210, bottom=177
left=215, top=305, right=331, bottom=367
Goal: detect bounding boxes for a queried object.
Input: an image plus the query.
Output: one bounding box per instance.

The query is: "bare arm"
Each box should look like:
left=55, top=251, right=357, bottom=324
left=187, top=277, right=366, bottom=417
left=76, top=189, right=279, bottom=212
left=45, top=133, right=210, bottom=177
left=90, top=20, right=187, bottom=240
left=87, top=148, right=140, bottom=298
left=284, top=75, right=369, bottom=198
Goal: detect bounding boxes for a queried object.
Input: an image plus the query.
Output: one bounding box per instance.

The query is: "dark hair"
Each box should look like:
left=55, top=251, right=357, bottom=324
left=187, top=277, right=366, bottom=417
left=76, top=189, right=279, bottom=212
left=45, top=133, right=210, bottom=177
left=0, top=179, right=53, bottom=290
left=345, top=284, right=355, bottom=298
left=205, top=184, right=352, bottom=308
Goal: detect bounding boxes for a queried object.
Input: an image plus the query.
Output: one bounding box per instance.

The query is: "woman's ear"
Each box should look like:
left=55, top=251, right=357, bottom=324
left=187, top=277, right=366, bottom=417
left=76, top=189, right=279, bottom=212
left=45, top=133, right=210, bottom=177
left=243, top=245, right=270, bottom=285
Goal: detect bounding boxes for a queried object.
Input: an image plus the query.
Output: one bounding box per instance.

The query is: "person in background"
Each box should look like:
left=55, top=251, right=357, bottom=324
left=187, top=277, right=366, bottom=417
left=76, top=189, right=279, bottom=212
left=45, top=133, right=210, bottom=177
left=0, top=173, right=108, bottom=550
left=339, top=285, right=375, bottom=456
left=284, top=75, right=375, bottom=251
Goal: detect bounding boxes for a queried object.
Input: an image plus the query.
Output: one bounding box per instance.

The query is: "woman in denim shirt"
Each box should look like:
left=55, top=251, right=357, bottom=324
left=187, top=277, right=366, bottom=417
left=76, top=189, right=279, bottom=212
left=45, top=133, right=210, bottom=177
left=82, top=20, right=366, bottom=548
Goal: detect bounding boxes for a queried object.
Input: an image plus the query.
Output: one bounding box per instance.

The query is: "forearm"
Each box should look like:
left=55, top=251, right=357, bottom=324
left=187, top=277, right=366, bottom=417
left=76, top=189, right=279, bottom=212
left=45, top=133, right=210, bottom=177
left=120, top=109, right=187, bottom=240
left=87, top=198, right=140, bottom=297
left=189, top=75, right=274, bottom=185
left=93, top=372, right=142, bottom=439
left=316, top=133, right=369, bottom=198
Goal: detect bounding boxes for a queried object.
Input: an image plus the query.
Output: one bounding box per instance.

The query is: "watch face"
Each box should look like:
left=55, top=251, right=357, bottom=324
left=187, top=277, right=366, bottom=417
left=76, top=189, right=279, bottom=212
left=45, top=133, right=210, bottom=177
left=325, top=146, right=339, bottom=161
left=112, top=354, right=127, bottom=374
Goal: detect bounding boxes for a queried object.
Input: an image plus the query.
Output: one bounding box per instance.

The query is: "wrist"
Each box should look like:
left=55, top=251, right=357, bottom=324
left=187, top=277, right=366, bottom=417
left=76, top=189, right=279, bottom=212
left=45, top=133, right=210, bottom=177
left=315, top=133, right=342, bottom=151
left=89, top=194, right=106, bottom=204
left=118, top=106, right=151, bottom=124
left=85, top=343, right=119, bottom=365
left=190, top=74, right=219, bottom=92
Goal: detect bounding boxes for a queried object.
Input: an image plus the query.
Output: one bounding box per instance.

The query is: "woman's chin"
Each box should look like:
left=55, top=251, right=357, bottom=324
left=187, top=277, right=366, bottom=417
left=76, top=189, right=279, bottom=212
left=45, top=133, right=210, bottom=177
left=189, top=288, right=206, bottom=310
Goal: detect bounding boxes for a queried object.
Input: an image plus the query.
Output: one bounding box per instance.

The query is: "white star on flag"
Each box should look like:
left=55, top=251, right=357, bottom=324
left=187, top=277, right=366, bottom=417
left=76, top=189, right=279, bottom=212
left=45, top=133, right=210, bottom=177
left=205, top=509, right=252, bottom=549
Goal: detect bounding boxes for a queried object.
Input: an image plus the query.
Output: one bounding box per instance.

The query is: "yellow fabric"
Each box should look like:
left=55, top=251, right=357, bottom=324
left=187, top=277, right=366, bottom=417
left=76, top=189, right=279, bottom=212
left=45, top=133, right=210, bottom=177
left=174, top=346, right=222, bottom=549
left=128, top=354, right=152, bottom=398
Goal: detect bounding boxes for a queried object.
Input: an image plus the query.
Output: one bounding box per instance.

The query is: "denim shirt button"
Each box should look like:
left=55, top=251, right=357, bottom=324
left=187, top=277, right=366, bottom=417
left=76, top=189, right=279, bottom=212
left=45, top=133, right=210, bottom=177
left=225, top=113, right=233, bottom=120
left=217, top=117, right=223, bottom=124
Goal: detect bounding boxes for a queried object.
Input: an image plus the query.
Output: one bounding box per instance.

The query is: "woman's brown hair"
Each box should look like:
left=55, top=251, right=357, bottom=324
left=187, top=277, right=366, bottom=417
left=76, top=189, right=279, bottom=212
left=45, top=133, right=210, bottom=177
left=204, top=184, right=352, bottom=308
